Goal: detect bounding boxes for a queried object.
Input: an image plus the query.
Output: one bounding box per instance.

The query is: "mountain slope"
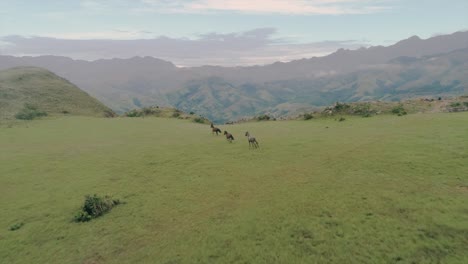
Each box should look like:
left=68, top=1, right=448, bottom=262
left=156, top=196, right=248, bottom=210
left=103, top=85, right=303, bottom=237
left=168, top=48, right=468, bottom=121
left=0, top=67, right=115, bottom=119
left=1, top=31, right=467, bottom=121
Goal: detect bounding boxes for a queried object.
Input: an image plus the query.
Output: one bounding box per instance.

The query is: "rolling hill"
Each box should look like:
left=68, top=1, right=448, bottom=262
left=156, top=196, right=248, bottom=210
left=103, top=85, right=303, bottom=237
left=0, top=67, right=115, bottom=120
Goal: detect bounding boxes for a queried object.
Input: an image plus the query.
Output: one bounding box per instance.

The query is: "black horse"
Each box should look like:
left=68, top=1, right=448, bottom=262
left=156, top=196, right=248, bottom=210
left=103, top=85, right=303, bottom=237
left=245, top=131, right=259, bottom=149
left=223, top=131, right=235, bottom=143
left=210, top=123, right=222, bottom=135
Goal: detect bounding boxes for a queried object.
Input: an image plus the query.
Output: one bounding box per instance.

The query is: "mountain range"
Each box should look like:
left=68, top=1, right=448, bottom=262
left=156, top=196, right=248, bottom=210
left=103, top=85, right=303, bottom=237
left=1, top=31, right=467, bottom=122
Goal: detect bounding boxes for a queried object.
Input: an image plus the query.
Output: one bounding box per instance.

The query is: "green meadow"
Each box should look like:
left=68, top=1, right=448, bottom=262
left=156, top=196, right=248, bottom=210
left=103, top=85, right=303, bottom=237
left=1, top=113, right=467, bottom=264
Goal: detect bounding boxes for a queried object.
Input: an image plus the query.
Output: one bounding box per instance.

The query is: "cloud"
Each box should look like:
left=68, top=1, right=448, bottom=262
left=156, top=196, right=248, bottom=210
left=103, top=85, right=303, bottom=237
left=0, top=28, right=367, bottom=66
left=138, top=0, right=392, bottom=15
left=38, top=29, right=156, bottom=40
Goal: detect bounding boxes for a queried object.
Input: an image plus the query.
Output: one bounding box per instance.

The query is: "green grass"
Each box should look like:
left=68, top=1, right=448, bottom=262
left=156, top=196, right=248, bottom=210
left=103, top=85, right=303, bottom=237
left=0, top=67, right=114, bottom=120
left=0, top=114, right=467, bottom=263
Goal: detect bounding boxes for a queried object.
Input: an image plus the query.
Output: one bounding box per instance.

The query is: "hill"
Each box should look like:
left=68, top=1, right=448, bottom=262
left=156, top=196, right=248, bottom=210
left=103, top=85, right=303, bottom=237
left=0, top=67, right=115, bottom=120
left=1, top=31, right=467, bottom=122
left=1, top=113, right=467, bottom=263
left=169, top=48, right=468, bottom=121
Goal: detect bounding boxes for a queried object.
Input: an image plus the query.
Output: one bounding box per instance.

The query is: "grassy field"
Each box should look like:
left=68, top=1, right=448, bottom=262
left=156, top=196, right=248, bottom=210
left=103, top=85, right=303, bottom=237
left=0, top=113, right=467, bottom=264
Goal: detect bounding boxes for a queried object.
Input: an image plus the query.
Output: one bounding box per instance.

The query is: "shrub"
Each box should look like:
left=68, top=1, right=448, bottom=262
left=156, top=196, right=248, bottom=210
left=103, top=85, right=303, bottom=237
left=353, top=103, right=374, bottom=117
left=62, top=110, right=70, bottom=114
left=450, top=102, right=461, bottom=107
left=142, top=107, right=154, bottom=115
left=257, top=114, right=271, bottom=121
left=9, top=222, right=24, bottom=231
left=189, top=111, right=195, bottom=115
left=338, top=117, right=346, bottom=122
left=74, top=194, right=120, bottom=222
left=333, top=102, right=350, bottom=112
left=193, top=117, right=205, bottom=123
left=303, top=113, right=314, bottom=120
left=125, top=110, right=142, bottom=117
left=391, top=105, right=407, bottom=116
left=172, top=112, right=180, bottom=118
left=15, top=104, right=47, bottom=120
left=463, top=102, right=468, bottom=107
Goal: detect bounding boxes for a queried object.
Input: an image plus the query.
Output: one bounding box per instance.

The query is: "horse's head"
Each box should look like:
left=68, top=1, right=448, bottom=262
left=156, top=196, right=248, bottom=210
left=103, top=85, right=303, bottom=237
left=223, top=131, right=227, bottom=135
left=210, top=123, right=214, bottom=128
left=245, top=131, right=249, bottom=136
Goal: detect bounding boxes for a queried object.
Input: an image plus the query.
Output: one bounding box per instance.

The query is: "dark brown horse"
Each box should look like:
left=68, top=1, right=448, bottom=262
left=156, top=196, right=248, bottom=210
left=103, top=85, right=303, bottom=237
left=210, top=123, right=221, bottom=135
left=223, top=131, right=234, bottom=143
left=245, top=131, right=259, bottom=149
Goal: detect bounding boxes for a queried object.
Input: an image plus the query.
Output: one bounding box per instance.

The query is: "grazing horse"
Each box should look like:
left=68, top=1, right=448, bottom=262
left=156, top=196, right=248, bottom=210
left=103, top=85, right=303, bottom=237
left=245, top=131, right=259, bottom=149
left=223, top=131, right=234, bottom=143
left=210, top=122, right=222, bottom=135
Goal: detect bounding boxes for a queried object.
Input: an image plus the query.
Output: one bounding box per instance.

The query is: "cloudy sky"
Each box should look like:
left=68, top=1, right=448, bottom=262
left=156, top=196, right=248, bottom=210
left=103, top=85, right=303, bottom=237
left=0, top=0, right=467, bottom=66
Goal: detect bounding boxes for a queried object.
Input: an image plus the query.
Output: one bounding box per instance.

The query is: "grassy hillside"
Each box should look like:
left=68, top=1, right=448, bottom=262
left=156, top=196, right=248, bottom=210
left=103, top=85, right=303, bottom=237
left=1, top=113, right=467, bottom=263
left=0, top=67, right=114, bottom=120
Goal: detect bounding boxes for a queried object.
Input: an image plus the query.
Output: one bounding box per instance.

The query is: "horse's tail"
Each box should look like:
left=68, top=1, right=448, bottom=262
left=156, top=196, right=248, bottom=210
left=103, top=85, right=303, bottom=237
left=231, top=135, right=235, bottom=140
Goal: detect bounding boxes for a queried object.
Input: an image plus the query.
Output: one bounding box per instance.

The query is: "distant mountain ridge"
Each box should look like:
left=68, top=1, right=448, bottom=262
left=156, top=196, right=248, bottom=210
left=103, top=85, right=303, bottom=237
left=1, top=31, right=467, bottom=122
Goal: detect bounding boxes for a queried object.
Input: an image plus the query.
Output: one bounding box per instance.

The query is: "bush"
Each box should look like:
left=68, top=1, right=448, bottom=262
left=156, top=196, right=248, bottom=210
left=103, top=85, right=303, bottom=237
left=189, top=111, right=195, bottom=115
left=303, top=113, right=314, bottom=120
left=193, top=117, right=205, bottom=123
left=257, top=114, right=271, bottom=121
left=391, top=105, right=407, bottom=116
left=125, top=110, right=142, bottom=117
left=353, top=103, right=374, bottom=117
left=338, top=117, right=346, bottom=122
left=333, top=102, right=351, bottom=112
left=172, top=112, right=180, bottom=118
left=15, top=104, right=47, bottom=120
left=450, top=102, right=461, bottom=107
left=74, top=194, right=120, bottom=222
left=9, top=222, right=24, bottom=231
left=142, top=107, right=154, bottom=115
left=463, top=102, right=468, bottom=107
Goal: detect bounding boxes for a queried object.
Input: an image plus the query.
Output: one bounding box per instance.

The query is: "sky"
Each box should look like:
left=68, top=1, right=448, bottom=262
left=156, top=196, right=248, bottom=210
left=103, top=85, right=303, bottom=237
left=0, top=0, right=467, bottom=66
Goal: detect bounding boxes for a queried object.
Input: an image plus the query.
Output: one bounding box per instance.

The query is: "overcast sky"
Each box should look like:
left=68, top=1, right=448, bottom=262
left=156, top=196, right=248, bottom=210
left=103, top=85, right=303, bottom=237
left=0, top=0, right=467, bottom=66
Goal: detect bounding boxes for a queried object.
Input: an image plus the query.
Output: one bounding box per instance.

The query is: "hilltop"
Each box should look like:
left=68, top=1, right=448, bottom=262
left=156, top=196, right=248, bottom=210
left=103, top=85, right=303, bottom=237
left=0, top=67, right=115, bottom=120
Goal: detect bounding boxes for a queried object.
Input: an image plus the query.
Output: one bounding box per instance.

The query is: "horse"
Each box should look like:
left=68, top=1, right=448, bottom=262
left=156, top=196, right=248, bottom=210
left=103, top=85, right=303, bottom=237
left=245, top=131, right=259, bottom=149
left=223, top=131, right=234, bottom=143
left=210, top=122, right=222, bottom=135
